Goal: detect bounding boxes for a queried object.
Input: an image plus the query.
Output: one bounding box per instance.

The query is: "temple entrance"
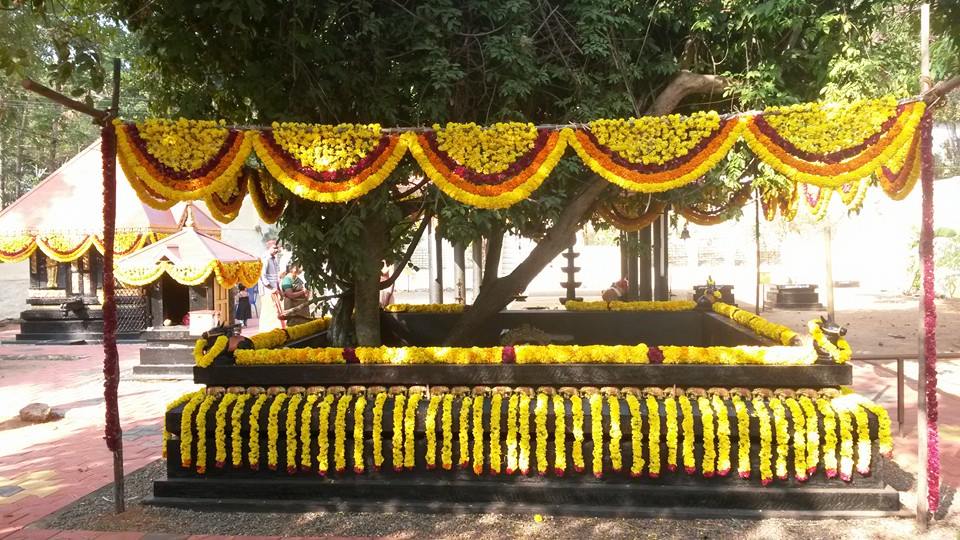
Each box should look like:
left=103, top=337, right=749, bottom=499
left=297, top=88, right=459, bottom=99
left=157, top=273, right=190, bottom=326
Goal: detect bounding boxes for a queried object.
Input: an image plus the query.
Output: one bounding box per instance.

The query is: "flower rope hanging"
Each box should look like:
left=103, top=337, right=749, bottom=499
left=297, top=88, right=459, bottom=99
left=877, top=130, right=921, bottom=201
left=114, top=118, right=252, bottom=201
left=567, top=111, right=743, bottom=193
left=246, top=167, right=286, bottom=224
left=676, top=183, right=753, bottom=226
left=596, top=198, right=667, bottom=232
left=404, top=122, right=568, bottom=208
left=252, top=123, right=406, bottom=203
left=204, top=171, right=249, bottom=223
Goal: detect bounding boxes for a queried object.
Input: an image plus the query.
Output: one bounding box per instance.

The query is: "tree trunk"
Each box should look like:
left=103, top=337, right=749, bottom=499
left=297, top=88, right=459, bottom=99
left=329, top=292, right=356, bottom=346
left=445, top=178, right=607, bottom=345
left=354, top=213, right=388, bottom=345
left=482, top=227, right=504, bottom=289
left=442, top=70, right=728, bottom=345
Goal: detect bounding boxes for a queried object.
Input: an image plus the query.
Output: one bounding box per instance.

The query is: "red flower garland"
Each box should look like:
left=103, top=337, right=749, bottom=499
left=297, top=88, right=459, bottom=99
left=919, top=110, right=939, bottom=513
left=101, top=122, right=122, bottom=453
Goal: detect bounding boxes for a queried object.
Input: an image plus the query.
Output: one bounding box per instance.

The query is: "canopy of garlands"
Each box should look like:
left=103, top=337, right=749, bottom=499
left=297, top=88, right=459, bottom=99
left=115, top=95, right=924, bottom=229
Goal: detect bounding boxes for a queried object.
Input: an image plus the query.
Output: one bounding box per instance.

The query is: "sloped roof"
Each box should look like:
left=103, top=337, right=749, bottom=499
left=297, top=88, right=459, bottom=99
left=117, top=225, right=258, bottom=267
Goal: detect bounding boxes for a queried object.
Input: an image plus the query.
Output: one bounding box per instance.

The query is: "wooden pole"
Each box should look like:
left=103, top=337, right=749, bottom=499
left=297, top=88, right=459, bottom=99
left=626, top=231, right=639, bottom=300
left=917, top=2, right=932, bottom=527
left=454, top=243, right=466, bottom=304
left=639, top=226, right=652, bottom=301
left=471, top=242, right=483, bottom=300
left=755, top=195, right=761, bottom=315
left=433, top=219, right=444, bottom=303
left=824, top=223, right=835, bottom=321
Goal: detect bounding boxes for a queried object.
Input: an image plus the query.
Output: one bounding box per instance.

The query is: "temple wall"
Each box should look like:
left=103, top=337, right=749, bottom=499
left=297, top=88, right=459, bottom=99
left=0, top=261, right=29, bottom=320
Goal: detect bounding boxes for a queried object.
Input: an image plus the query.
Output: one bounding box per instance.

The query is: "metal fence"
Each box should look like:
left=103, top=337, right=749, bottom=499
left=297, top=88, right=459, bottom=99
left=853, top=352, right=960, bottom=435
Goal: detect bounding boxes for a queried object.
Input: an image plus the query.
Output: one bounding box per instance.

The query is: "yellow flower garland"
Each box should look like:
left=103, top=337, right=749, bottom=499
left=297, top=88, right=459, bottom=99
left=518, top=393, right=532, bottom=474
left=836, top=403, right=855, bottom=481
left=489, top=392, right=504, bottom=474
left=850, top=394, right=893, bottom=457
left=816, top=397, right=839, bottom=478
left=371, top=392, right=387, bottom=470
left=784, top=397, right=807, bottom=481
left=471, top=393, right=485, bottom=475
left=697, top=396, right=716, bottom=477
left=807, top=320, right=853, bottom=364
left=425, top=394, right=442, bottom=470
left=552, top=394, right=567, bottom=476
left=607, top=394, right=623, bottom=473
left=664, top=396, right=679, bottom=472
left=505, top=393, right=520, bottom=474
left=646, top=394, right=661, bottom=477
left=752, top=397, right=774, bottom=485
left=300, top=394, right=318, bottom=471
left=316, top=394, right=335, bottom=474
left=353, top=394, right=367, bottom=473
left=535, top=393, right=549, bottom=475
left=333, top=394, right=353, bottom=473
left=678, top=395, right=696, bottom=475
left=712, top=302, right=798, bottom=345
left=761, top=97, right=898, bottom=155
left=434, top=122, right=539, bottom=174
left=179, top=392, right=205, bottom=468
left=194, top=394, right=217, bottom=473
left=440, top=394, right=455, bottom=470
left=732, top=394, right=751, bottom=478
left=625, top=394, right=644, bottom=477
left=163, top=390, right=201, bottom=459
left=458, top=396, right=473, bottom=469
left=384, top=303, right=466, bottom=313
left=798, top=395, right=820, bottom=475
left=266, top=393, right=287, bottom=471
left=285, top=393, right=303, bottom=474
left=564, top=300, right=696, bottom=312
left=768, top=398, right=789, bottom=480
left=214, top=393, right=237, bottom=468
left=392, top=394, right=407, bottom=472
left=231, top=394, right=250, bottom=468
left=589, top=393, right=605, bottom=478
left=711, top=394, right=731, bottom=476
left=193, top=335, right=228, bottom=368
left=247, top=394, right=268, bottom=469
left=570, top=394, right=586, bottom=473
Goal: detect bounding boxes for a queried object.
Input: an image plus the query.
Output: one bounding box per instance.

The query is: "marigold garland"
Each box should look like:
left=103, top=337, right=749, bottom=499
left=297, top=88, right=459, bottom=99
left=471, top=393, right=485, bottom=475
left=266, top=393, right=287, bottom=471
left=645, top=394, right=662, bottom=477
left=835, top=403, right=855, bottom=481
left=625, top=394, right=644, bottom=477
left=552, top=394, right=567, bottom=476
left=664, top=396, right=679, bottom=472
left=768, top=398, right=790, bottom=481
left=808, top=320, right=853, bottom=364
left=697, top=396, right=716, bottom=477
left=392, top=394, right=407, bottom=472
left=753, top=396, right=774, bottom=485
left=518, top=393, right=532, bottom=475
left=163, top=390, right=201, bottom=459
left=711, top=394, right=731, bottom=477
left=384, top=303, right=466, bottom=314
left=179, top=392, right=205, bottom=468
left=246, top=167, right=286, bottom=223
left=425, top=394, right=442, bottom=470
left=678, top=395, right=696, bottom=475
left=352, top=394, right=367, bottom=473
left=300, top=394, right=318, bottom=471
left=231, top=393, right=250, bottom=468
left=505, top=393, right=520, bottom=474
left=816, top=397, right=839, bottom=479
left=570, top=394, right=586, bottom=473
left=489, top=392, right=504, bottom=474
left=333, top=393, right=353, bottom=473
left=316, top=394, right=335, bottom=475
left=850, top=394, right=893, bottom=457
left=534, top=393, right=549, bottom=475
left=458, top=395, right=473, bottom=469
left=214, top=393, right=237, bottom=468
left=784, top=397, right=808, bottom=481
left=247, top=394, right=268, bottom=470
left=194, top=394, right=217, bottom=473
left=193, top=335, right=228, bottom=368
left=731, top=394, right=752, bottom=478
left=607, top=394, right=623, bottom=473
left=798, top=395, right=821, bottom=475
left=589, top=393, right=605, bottom=478
left=440, top=394, right=455, bottom=470
left=564, top=300, right=696, bottom=312
left=712, top=302, right=799, bottom=346
left=285, top=393, right=303, bottom=474
left=371, top=392, right=388, bottom=470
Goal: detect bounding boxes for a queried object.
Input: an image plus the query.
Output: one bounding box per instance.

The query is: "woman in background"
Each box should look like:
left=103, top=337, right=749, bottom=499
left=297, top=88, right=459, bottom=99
left=235, top=284, right=252, bottom=327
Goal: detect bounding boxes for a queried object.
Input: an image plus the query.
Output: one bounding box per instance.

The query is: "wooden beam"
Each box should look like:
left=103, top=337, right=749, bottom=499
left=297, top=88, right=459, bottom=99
left=20, top=78, right=109, bottom=123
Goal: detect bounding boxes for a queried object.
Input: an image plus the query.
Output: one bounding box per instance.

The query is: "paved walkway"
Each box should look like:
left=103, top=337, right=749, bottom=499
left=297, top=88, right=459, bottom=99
left=0, top=324, right=957, bottom=538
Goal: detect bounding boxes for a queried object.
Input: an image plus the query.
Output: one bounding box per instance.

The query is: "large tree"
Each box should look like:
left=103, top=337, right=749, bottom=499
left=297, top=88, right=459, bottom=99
left=15, top=0, right=957, bottom=344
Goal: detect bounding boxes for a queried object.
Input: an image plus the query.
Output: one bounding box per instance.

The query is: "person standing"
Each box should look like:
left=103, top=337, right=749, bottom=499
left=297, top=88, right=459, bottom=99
left=259, top=240, right=284, bottom=331
left=281, top=263, right=312, bottom=326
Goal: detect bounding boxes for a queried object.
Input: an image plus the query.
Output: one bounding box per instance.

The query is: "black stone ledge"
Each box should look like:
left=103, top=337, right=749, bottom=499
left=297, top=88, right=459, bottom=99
left=194, top=363, right=852, bottom=388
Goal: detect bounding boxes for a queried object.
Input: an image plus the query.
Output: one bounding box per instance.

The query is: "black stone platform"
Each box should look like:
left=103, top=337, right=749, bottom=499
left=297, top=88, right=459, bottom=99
left=766, top=285, right=823, bottom=310
left=195, top=364, right=852, bottom=388
left=132, top=327, right=197, bottom=380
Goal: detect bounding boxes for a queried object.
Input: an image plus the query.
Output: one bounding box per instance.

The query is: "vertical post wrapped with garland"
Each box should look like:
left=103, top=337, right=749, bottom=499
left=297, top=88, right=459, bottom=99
left=919, top=109, right=939, bottom=514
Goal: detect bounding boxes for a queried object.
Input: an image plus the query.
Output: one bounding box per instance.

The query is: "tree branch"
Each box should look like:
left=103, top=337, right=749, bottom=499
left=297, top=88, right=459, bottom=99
left=646, top=70, right=728, bottom=115
left=923, top=75, right=960, bottom=107
left=380, top=210, right=431, bottom=290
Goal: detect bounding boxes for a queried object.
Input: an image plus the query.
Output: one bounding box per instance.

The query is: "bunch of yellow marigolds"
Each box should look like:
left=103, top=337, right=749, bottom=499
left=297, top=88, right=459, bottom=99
left=589, top=111, right=721, bottom=165
left=762, top=96, right=898, bottom=155
left=434, top=122, right=538, bottom=174
left=138, top=118, right=231, bottom=172
left=271, top=122, right=382, bottom=171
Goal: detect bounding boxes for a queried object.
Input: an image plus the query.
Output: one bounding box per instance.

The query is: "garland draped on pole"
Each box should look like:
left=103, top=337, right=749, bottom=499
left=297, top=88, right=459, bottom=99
left=919, top=110, right=940, bottom=514
left=246, top=168, right=286, bottom=224
left=113, top=97, right=927, bottom=216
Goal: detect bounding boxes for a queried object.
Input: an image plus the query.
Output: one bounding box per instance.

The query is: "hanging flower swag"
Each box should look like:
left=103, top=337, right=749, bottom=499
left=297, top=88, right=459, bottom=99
left=116, top=97, right=925, bottom=214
